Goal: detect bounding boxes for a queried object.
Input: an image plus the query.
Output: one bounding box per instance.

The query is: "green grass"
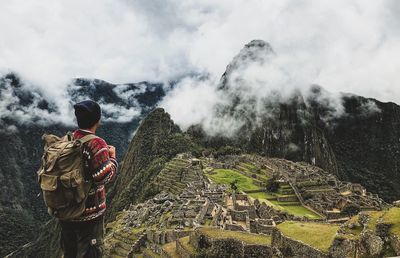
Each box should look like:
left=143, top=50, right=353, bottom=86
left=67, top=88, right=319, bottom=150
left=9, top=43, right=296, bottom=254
left=237, top=162, right=270, bottom=180
left=247, top=192, right=322, bottom=219
left=240, top=162, right=257, bottom=170
left=279, top=202, right=304, bottom=206
left=383, top=207, right=400, bottom=236
left=248, top=191, right=276, bottom=200
left=199, top=227, right=271, bottom=245
left=275, top=193, right=297, bottom=198
left=366, top=210, right=385, bottom=233
left=178, top=236, right=197, bottom=254
left=206, top=169, right=260, bottom=191
left=277, top=221, right=340, bottom=252
left=162, top=241, right=180, bottom=258
left=142, top=248, right=161, bottom=258
left=281, top=206, right=321, bottom=219
left=340, top=216, right=363, bottom=240
left=248, top=191, right=322, bottom=219
left=204, top=218, right=213, bottom=226
left=268, top=200, right=321, bottom=219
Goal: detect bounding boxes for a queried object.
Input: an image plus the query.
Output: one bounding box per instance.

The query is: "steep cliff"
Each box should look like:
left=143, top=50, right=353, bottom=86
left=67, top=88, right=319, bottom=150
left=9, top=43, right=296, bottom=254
left=324, top=95, right=400, bottom=201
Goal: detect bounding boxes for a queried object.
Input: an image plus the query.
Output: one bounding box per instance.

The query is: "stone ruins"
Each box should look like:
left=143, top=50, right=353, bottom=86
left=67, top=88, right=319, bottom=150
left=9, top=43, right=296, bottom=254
left=103, top=153, right=397, bottom=258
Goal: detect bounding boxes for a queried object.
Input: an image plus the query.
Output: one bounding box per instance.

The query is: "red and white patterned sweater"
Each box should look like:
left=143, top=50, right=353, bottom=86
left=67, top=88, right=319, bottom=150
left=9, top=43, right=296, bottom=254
left=73, top=129, right=118, bottom=221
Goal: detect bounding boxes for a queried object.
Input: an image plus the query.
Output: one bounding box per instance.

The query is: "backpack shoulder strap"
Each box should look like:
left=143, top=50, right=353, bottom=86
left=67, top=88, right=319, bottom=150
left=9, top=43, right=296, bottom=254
left=77, top=134, right=99, bottom=145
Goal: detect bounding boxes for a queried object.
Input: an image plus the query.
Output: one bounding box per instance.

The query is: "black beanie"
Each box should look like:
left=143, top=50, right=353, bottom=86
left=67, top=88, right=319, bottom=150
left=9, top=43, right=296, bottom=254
left=74, top=100, right=101, bottom=129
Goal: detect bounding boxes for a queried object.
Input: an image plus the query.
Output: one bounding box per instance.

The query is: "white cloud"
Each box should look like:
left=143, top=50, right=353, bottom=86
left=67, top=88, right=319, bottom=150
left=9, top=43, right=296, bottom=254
left=0, top=76, right=74, bottom=127
left=113, top=84, right=146, bottom=104
left=99, top=102, right=141, bottom=123
left=1, top=0, right=400, bottom=129
left=160, top=76, right=221, bottom=131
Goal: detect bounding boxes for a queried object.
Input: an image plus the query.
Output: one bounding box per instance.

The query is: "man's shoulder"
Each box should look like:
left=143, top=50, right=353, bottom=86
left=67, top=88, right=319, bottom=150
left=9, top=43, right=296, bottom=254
left=88, top=136, right=107, bottom=149
left=73, top=130, right=108, bottom=151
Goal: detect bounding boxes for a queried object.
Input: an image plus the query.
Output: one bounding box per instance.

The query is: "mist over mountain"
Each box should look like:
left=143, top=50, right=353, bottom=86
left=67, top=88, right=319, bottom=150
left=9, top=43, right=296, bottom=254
left=164, top=40, right=400, bottom=203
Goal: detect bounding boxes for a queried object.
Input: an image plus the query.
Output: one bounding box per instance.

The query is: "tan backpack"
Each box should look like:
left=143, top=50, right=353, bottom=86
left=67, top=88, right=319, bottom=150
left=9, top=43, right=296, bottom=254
left=37, top=132, right=98, bottom=220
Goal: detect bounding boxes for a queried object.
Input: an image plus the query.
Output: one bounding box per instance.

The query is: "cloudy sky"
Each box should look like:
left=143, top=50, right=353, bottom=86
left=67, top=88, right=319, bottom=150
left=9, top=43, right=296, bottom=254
left=1, top=0, right=400, bottom=124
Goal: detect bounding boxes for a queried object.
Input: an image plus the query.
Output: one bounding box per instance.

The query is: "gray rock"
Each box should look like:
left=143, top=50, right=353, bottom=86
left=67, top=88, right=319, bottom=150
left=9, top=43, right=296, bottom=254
left=393, top=200, right=400, bottom=207
left=360, top=230, right=384, bottom=257
left=358, top=212, right=370, bottom=227
left=329, top=237, right=356, bottom=258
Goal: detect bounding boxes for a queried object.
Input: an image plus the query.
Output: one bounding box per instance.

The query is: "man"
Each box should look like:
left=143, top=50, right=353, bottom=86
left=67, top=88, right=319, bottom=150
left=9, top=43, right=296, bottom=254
left=59, top=100, right=118, bottom=258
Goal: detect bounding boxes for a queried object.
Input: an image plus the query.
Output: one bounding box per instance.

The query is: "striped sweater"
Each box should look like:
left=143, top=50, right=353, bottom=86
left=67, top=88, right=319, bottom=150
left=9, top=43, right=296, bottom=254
left=72, top=129, right=118, bottom=221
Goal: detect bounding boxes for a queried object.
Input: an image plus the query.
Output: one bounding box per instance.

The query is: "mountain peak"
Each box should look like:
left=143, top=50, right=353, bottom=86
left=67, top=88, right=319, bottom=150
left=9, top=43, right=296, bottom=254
left=107, top=107, right=191, bottom=219
left=231, top=39, right=274, bottom=66
left=244, top=39, right=273, bottom=51
left=220, top=39, right=275, bottom=88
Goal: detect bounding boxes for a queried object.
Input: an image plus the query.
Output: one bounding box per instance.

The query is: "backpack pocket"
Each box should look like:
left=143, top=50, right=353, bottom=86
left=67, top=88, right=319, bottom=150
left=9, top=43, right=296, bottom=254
left=40, top=173, right=58, bottom=191
left=60, top=169, right=82, bottom=188
left=60, top=169, right=88, bottom=203
left=40, top=173, right=69, bottom=209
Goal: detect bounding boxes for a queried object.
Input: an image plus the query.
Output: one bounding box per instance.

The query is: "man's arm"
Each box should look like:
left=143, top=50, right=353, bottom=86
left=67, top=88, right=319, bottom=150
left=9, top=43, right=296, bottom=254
left=88, top=138, right=118, bottom=185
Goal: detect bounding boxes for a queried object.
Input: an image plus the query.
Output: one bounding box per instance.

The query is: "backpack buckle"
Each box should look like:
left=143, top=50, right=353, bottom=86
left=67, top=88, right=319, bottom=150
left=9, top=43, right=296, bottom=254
left=74, top=140, right=82, bottom=147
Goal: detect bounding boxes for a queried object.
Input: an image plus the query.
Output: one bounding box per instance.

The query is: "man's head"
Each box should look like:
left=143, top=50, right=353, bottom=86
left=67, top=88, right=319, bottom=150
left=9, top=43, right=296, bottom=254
left=73, top=100, right=101, bottom=130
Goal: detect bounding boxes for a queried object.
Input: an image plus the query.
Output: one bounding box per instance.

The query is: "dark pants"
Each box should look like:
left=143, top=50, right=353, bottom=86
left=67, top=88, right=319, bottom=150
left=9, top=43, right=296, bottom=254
left=59, top=216, right=104, bottom=258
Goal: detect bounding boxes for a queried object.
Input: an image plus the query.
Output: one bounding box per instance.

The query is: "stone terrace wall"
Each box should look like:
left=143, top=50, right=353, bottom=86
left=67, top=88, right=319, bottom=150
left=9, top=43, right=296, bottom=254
left=147, top=229, right=192, bottom=245
left=243, top=244, right=273, bottom=258
left=277, top=195, right=299, bottom=202
left=232, top=192, right=257, bottom=219
left=250, top=219, right=276, bottom=235
left=196, top=200, right=210, bottom=223
left=230, top=209, right=248, bottom=221
left=234, top=193, right=248, bottom=201
left=224, top=223, right=245, bottom=232
left=390, top=234, right=400, bottom=256
left=189, top=229, right=273, bottom=258
left=235, top=205, right=257, bottom=219
left=176, top=238, right=194, bottom=258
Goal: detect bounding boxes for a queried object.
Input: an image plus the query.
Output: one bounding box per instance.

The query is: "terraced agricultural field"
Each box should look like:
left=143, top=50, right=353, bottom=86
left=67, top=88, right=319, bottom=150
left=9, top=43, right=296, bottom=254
left=199, top=227, right=272, bottom=246
left=277, top=221, right=340, bottom=252
left=270, top=202, right=322, bottom=219
left=205, top=168, right=261, bottom=191
left=235, top=162, right=270, bottom=181
left=153, top=158, right=193, bottom=195
left=206, top=168, right=322, bottom=219
left=104, top=213, right=146, bottom=257
left=252, top=183, right=322, bottom=219
left=247, top=191, right=275, bottom=200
